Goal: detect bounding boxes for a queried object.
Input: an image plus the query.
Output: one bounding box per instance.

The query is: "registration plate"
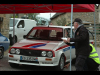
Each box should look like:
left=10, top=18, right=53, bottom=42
left=20, top=56, right=38, bottom=61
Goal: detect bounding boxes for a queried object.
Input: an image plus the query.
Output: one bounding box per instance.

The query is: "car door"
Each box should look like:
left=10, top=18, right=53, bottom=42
left=63, top=28, right=76, bottom=61
left=16, top=20, right=25, bottom=41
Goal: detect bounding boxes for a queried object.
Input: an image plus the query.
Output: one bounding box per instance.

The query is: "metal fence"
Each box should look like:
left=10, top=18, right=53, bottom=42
left=84, top=24, right=100, bottom=46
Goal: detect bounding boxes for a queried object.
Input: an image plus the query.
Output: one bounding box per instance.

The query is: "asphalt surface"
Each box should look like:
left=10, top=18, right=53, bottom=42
left=0, top=47, right=100, bottom=71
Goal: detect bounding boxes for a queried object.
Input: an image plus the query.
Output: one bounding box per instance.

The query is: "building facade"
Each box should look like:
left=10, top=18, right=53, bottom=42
left=0, top=14, right=26, bottom=38
left=50, top=5, right=99, bottom=25
left=0, top=14, right=10, bottom=38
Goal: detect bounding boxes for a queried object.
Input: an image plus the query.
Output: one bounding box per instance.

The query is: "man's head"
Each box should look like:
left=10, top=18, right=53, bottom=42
left=73, top=18, right=82, bottom=30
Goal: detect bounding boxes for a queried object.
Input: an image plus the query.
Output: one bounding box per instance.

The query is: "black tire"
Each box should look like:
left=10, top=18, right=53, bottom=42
left=10, top=38, right=13, bottom=46
left=0, top=47, right=4, bottom=59
left=9, top=62, right=19, bottom=68
left=11, top=36, right=17, bottom=45
left=14, top=36, right=17, bottom=43
left=55, top=54, right=65, bottom=71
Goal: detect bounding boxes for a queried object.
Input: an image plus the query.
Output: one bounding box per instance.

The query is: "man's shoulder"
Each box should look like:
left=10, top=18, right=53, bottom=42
left=80, top=25, right=88, bottom=31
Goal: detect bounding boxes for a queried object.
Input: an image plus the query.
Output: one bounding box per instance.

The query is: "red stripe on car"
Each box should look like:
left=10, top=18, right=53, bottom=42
left=55, top=45, right=69, bottom=51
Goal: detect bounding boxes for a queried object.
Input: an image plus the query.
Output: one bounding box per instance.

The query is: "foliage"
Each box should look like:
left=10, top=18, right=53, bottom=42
left=67, top=23, right=71, bottom=26
left=27, top=13, right=40, bottom=25
left=56, top=16, right=66, bottom=26
left=10, top=15, right=18, bottom=18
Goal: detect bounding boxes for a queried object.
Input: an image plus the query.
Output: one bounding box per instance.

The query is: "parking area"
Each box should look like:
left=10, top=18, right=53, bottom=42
left=0, top=47, right=99, bottom=71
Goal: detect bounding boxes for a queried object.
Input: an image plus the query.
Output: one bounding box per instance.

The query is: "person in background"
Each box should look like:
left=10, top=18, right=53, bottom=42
left=50, top=23, right=53, bottom=25
left=64, top=44, right=100, bottom=71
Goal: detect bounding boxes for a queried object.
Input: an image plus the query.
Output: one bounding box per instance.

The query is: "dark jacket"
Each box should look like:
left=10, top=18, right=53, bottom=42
left=69, top=25, right=90, bottom=56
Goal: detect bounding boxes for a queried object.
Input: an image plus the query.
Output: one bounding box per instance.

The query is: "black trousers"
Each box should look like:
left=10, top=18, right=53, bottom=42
left=75, top=55, right=88, bottom=71
left=85, top=58, right=99, bottom=71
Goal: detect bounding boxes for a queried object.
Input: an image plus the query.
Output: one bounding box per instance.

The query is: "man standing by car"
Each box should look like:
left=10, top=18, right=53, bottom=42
left=63, top=18, right=90, bottom=71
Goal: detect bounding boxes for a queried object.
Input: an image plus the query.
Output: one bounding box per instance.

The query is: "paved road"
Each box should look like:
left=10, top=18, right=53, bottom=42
left=0, top=47, right=100, bottom=71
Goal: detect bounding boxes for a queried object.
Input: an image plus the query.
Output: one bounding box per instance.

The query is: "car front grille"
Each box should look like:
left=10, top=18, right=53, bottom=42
left=20, top=49, right=42, bottom=57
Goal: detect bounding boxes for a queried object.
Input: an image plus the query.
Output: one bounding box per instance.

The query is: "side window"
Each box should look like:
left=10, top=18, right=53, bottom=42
left=64, top=28, right=70, bottom=38
left=28, top=29, right=37, bottom=38
left=17, top=20, right=25, bottom=28
left=64, top=28, right=75, bottom=38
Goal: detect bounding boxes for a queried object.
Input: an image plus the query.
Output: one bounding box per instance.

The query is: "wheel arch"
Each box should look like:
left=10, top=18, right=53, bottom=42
left=0, top=46, right=4, bottom=51
left=56, top=50, right=66, bottom=65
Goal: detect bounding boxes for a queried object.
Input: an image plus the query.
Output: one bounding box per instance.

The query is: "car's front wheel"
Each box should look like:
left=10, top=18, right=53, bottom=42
left=0, top=47, right=4, bottom=59
left=55, top=54, right=65, bottom=71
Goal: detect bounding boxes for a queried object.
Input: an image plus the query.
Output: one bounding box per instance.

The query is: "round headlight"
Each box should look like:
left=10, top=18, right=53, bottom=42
left=16, top=49, right=20, bottom=54
left=47, top=51, right=53, bottom=57
left=41, top=51, right=46, bottom=56
left=10, top=48, right=16, bottom=54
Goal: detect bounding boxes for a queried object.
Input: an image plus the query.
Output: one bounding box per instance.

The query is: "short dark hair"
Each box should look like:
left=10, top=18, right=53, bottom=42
left=73, top=18, right=82, bottom=24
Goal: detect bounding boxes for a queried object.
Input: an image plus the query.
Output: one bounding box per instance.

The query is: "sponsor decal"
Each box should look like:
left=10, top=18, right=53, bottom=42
left=63, top=47, right=70, bottom=52
left=22, top=42, right=49, bottom=48
left=29, top=43, right=47, bottom=48
left=63, top=46, right=75, bottom=52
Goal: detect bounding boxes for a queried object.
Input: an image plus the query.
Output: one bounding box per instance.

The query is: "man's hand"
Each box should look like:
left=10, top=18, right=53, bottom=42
left=63, top=39, right=68, bottom=43
left=67, top=38, right=70, bottom=43
left=62, top=38, right=70, bottom=43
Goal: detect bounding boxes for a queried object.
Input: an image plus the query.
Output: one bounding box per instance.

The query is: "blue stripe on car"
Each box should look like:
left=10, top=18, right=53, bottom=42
left=29, top=43, right=47, bottom=48
left=63, top=46, right=75, bottom=52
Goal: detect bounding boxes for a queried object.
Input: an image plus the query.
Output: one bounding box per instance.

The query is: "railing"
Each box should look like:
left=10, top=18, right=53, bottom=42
left=84, top=24, right=100, bottom=46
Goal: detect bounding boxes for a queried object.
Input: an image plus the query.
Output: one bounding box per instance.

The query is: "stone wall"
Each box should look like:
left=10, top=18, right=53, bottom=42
left=51, top=11, right=99, bottom=25
left=0, top=14, right=25, bottom=38
left=96, top=35, right=100, bottom=46
left=0, top=14, right=10, bottom=38
left=51, top=6, right=99, bottom=25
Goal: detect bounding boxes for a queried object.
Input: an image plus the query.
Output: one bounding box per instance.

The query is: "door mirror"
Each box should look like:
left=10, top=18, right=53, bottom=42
left=18, top=25, right=22, bottom=28
left=23, top=35, right=27, bottom=39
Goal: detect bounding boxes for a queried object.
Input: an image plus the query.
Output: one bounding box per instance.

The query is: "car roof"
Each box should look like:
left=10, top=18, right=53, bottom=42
left=35, top=25, right=74, bottom=29
left=10, top=18, right=35, bottom=21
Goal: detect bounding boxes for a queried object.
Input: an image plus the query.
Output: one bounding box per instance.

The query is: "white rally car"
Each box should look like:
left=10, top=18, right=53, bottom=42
left=8, top=25, right=94, bottom=71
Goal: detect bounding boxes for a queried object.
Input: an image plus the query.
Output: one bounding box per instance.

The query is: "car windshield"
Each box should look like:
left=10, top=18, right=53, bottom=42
left=26, top=27, right=63, bottom=41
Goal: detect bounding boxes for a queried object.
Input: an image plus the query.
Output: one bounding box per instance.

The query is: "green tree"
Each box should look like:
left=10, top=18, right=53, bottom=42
left=27, top=13, right=40, bottom=24
left=56, top=16, right=67, bottom=26
left=10, top=14, right=19, bottom=18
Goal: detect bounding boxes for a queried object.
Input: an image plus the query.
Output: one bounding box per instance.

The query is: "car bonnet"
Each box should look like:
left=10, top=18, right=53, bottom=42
left=12, top=39, right=62, bottom=51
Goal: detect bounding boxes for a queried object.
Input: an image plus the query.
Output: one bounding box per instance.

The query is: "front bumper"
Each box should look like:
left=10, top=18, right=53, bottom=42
left=8, top=53, right=59, bottom=66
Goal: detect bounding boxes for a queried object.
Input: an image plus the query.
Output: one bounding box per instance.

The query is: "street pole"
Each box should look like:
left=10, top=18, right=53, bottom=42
left=13, top=7, right=15, bottom=44
left=69, top=4, right=73, bottom=71
left=50, top=13, right=51, bottom=20
left=94, top=11, right=97, bottom=50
